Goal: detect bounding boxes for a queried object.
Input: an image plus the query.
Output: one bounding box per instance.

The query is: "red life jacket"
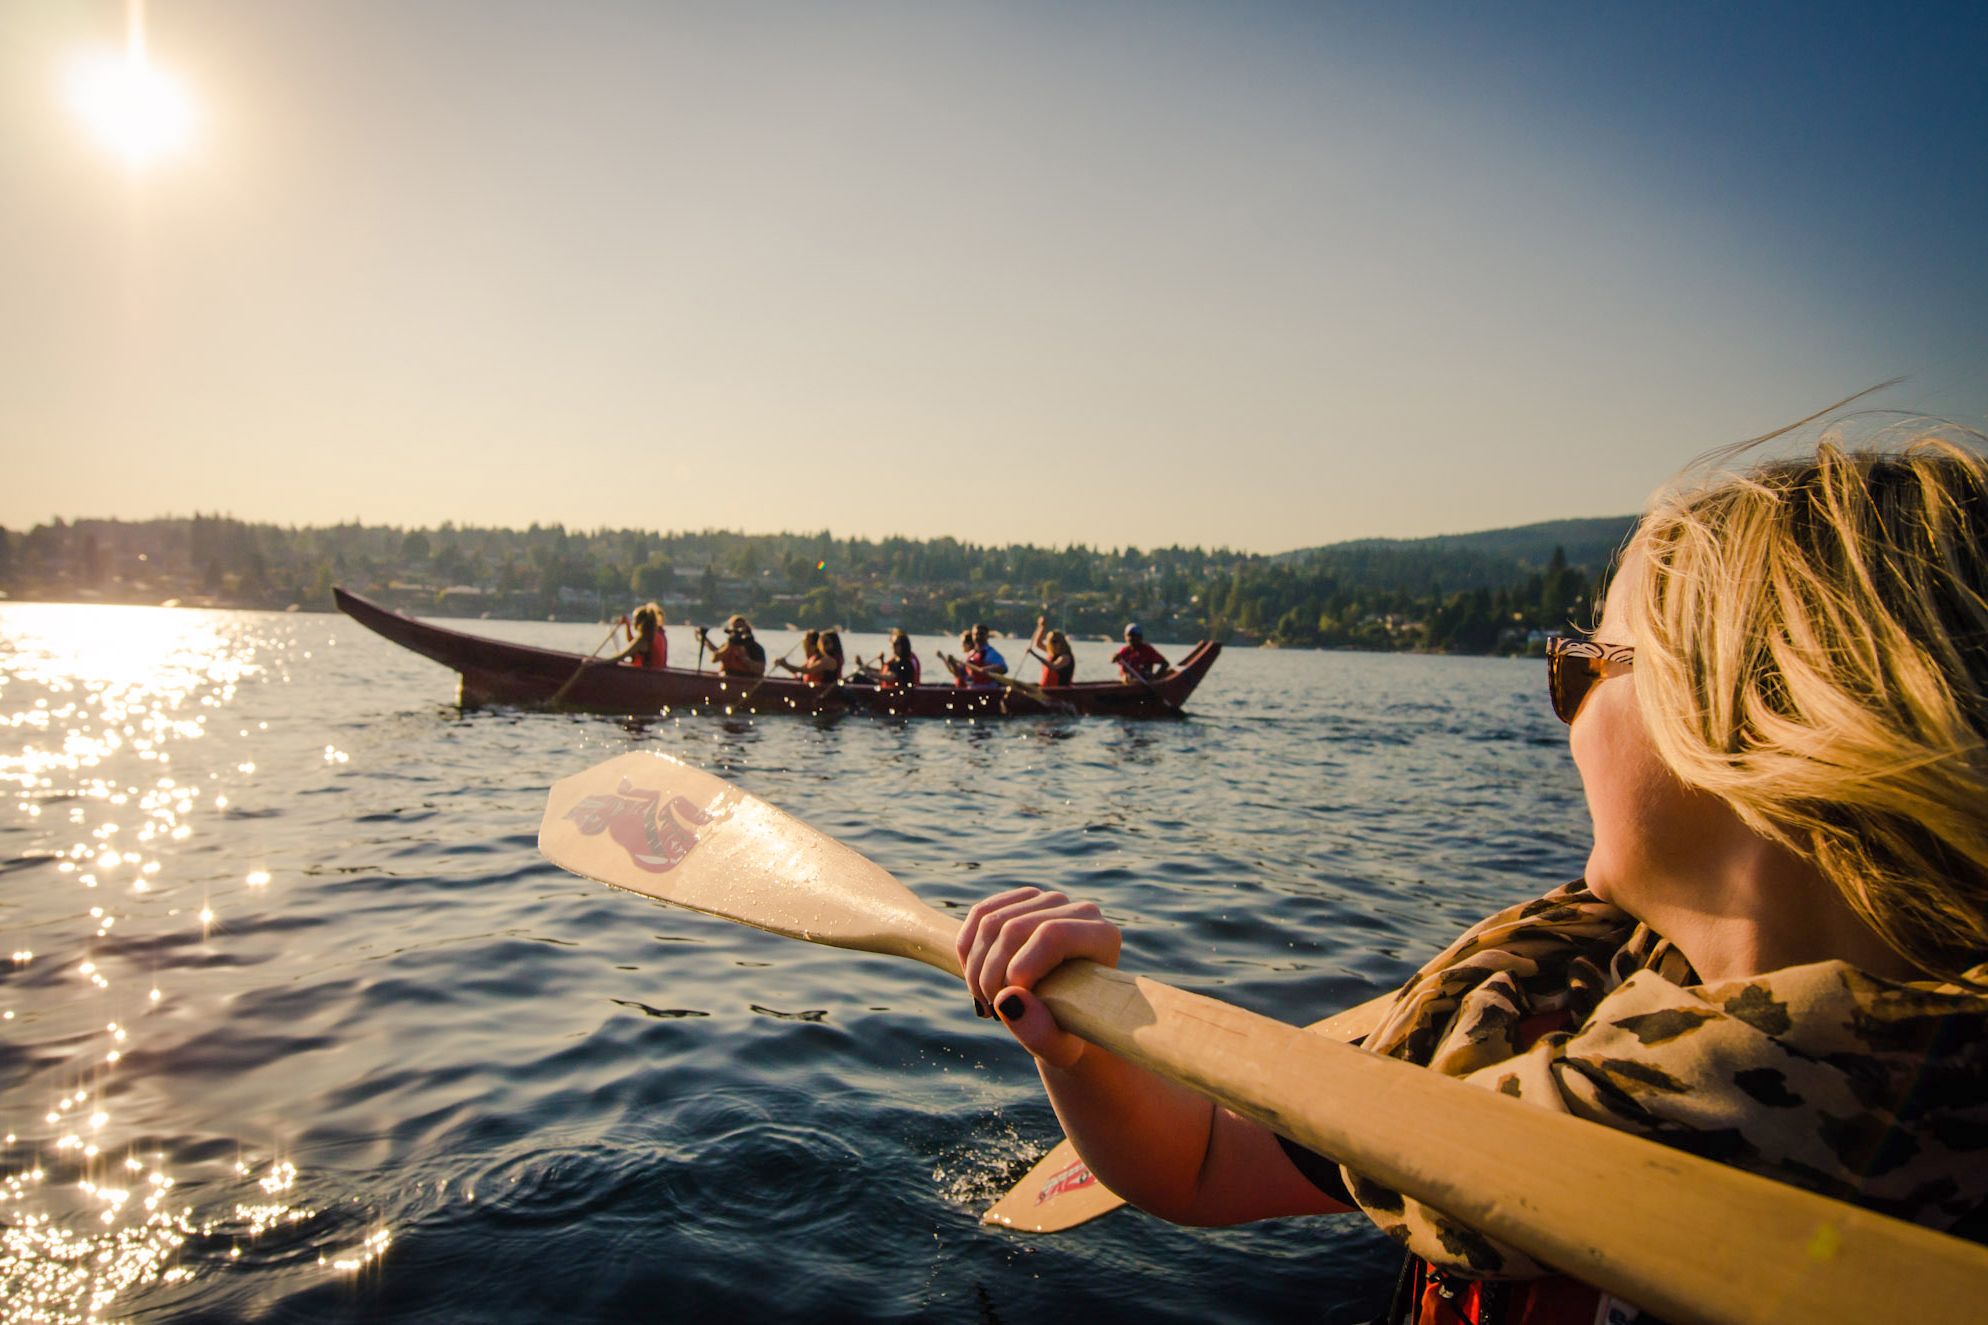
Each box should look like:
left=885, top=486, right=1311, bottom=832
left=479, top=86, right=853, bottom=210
left=958, top=648, right=999, bottom=688
left=1042, top=656, right=1075, bottom=687
left=623, top=622, right=667, bottom=670
left=1392, top=1259, right=1640, bottom=1325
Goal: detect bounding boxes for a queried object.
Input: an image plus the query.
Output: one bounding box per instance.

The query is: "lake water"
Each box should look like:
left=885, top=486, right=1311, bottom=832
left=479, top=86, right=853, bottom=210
left=0, top=604, right=1591, bottom=1323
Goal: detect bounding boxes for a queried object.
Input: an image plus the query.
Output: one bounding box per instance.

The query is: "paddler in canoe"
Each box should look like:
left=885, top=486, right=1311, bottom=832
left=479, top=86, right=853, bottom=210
left=1110, top=622, right=1168, bottom=683
left=853, top=628, right=922, bottom=690
left=879, top=629, right=921, bottom=689
left=776, top=628, right=845, bottom=686
left=958, top=431, right=1988, bottom=1322
left=942, top=625, right=1009, bottom=689
left=695, top=615, right=767, bottom=677
left=1031, top=615, right=1077, bottom=686
left=603, top=602, right=667, bottom=670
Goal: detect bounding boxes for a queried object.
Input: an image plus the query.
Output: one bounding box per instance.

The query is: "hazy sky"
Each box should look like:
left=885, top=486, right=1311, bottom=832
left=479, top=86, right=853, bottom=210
left=4, top=1, right=1985, bottom=552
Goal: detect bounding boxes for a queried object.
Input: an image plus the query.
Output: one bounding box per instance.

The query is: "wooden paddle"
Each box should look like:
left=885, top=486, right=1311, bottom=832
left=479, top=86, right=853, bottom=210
left=1027, top=647, right=1074, bottom=689
left=548, top=621, right=626, bottom=707
left=941, top=652, right=1071, bottom=712
left=983, top=992, right=1396, bottom=1232
left=734, top=640, right=802, bottom=710
left=692, top=629, right=797, bottom=711
left=1113, top=648, right=1181, bottom=714
left=538, top=752, right=1988, bottom=1325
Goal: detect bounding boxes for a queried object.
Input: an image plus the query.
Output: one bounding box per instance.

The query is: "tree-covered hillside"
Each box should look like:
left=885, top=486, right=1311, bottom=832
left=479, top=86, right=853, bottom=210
left=0, top=513, right=1628, bottom=654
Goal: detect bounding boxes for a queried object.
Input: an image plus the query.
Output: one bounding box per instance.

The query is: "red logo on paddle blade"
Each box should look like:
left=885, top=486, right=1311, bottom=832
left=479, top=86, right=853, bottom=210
left=565, top=778, right=712, bottom=873
left=1035, top=1157, right=1096, bottom=1205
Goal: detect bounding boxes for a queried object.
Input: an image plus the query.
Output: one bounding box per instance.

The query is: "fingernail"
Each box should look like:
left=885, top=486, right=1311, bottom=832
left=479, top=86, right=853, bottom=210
left=974, top=999, right=991, bottom=1019
left=997, top=994, right=1024, bottom=1022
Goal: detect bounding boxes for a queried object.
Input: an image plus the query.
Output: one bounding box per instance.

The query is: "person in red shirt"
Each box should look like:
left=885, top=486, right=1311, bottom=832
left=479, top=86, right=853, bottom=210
left=1110, top=623, right=1167, bottom=683
left=606, top=602, right=668, bottom=670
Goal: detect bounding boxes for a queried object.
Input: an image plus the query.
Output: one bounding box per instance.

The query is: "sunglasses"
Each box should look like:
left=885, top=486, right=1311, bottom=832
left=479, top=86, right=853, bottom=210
left=1545, top=634, right=1635, bottom=724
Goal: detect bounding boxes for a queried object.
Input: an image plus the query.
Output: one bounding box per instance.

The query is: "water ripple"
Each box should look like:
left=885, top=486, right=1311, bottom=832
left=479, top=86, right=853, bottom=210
left=0, top=606, right=1586, bottom=1323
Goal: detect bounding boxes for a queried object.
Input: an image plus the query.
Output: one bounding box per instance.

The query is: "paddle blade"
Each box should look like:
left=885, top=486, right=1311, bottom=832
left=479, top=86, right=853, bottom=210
left=539, top=751, right=961, bottom=974
left=982, top=1140, right=1118, bottom=1232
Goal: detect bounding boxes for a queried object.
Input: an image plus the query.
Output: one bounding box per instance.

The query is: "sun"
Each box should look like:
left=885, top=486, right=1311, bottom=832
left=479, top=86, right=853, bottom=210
left=66, top=45, right=195, bottom=169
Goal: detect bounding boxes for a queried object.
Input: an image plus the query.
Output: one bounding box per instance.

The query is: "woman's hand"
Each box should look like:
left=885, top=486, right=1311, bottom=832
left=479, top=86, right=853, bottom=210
left=957, top=887, right=1121, bottom=1069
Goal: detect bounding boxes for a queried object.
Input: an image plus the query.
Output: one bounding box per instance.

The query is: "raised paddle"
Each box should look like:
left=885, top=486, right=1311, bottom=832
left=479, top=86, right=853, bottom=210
left=983, top=991, right=1397, bottom=1232
left=548, top=621, right=626, bottom=707
left=538, top=752, right=1988, bottom=1325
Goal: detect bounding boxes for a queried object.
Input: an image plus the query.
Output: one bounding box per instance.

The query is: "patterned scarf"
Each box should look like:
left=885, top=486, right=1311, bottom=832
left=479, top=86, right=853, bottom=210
left=1344, top=881, right=1988, bottom=1279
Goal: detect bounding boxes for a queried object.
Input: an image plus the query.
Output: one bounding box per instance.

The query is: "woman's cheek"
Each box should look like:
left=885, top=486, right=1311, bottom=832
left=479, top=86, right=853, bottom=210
left=1569, top=683, right=1651, bottom=905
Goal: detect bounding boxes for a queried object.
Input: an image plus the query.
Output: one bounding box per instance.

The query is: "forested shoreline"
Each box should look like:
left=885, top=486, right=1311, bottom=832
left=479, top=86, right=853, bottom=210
left=0, top=513, right=1633, bottom=654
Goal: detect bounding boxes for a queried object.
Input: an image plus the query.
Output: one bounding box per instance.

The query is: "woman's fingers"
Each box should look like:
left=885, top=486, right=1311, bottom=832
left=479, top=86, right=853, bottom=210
left=960, top=888, right=1062, bottom=1010
left=957, top=886, right=1045, bottom=979
left=957, top=890, right=1122, bottom=1062
left=993, top=985, right=1087, bottom=1068
left=1005, top=911, right=1120, bottom=989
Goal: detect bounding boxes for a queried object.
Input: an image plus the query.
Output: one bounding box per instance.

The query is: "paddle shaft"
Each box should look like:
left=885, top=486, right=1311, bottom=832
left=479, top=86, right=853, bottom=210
left=538, top=753, right=1988, bottom=1324
left=812, top=900, right=1988, bottom=1322
left=737, top=641, right=802, bottom=706
left=691, top=632, right=797, bottom=708
left=982, top=990, right=1397, bottom=1232
left=953, top=654, right=1051, bottom=703
left=939, top=653, right=1074, bottom=713
left=549, top=622, right=626, bottom=706
left=1114, top=652, right=1179, bottom=711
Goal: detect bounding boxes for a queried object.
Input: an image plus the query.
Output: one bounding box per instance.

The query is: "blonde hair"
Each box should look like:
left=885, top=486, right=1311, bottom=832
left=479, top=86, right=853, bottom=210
left=1627, top=434, right=1988, bottom=979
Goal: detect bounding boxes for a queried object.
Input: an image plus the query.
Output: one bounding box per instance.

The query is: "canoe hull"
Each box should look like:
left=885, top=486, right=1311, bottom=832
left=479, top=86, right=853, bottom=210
left=334, top=588, right=1219, bottom=719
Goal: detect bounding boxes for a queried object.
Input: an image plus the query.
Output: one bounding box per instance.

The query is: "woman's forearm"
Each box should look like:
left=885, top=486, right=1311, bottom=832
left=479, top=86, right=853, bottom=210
left=1036, top=1043, right=1216, bottom=1220
left=1036, top=1044, right=1353, bottom=1225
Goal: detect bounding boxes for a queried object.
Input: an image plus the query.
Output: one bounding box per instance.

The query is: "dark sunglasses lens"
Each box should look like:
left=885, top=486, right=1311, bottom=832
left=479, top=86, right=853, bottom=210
left=1547, top=650, right=1593, bottom=724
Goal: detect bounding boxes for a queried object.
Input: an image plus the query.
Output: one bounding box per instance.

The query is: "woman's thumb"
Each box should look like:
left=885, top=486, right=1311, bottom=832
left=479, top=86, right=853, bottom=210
left=994, top=986, right=1085, bottom=1069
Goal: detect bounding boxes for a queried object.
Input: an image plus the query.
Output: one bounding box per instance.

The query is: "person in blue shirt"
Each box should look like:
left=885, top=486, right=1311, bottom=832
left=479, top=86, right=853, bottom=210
left=969, top=623, right=1007, bottom=677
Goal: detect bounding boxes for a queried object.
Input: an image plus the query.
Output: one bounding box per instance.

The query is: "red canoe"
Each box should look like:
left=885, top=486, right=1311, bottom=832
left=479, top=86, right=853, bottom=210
left=334, top=588, right=1220, bottom=718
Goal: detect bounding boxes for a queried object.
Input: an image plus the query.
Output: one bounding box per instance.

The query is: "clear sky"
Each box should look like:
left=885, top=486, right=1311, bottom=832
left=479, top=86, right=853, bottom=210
left=4, top=1, right=1985, bottom=552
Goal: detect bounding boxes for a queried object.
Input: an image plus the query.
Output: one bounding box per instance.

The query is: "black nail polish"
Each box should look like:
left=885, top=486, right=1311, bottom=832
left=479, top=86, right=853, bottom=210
left=974, top=999, right=990, bottom=1018
left=997, top=994, right=1024, bottom=1021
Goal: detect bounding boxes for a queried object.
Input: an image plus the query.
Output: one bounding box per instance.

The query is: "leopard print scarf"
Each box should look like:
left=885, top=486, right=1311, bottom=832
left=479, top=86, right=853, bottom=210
left=1345, top=881, right=1988, bottom=1279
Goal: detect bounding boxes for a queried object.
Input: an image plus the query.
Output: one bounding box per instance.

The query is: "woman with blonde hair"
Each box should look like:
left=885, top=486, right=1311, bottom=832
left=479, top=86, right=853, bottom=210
left=1031, top=615, right=1077, bottom=686
left=959, top=429, right=1988, bottom=1321
left=606, top=601, right=667, bottom=670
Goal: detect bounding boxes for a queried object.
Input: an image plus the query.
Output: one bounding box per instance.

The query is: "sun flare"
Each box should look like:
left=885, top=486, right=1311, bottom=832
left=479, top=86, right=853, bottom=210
left=66, top=48, right=195, bottom=168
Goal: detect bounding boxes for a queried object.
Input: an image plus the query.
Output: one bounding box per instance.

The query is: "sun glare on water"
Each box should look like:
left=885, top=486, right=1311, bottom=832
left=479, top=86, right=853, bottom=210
left=65, top=5, right=196, bottom=169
